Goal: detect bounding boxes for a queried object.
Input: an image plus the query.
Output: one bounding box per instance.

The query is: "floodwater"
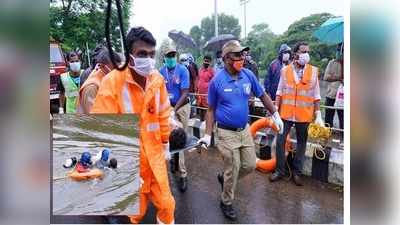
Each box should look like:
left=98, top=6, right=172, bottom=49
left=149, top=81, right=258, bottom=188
left=51, top=114, right=140, bottom=216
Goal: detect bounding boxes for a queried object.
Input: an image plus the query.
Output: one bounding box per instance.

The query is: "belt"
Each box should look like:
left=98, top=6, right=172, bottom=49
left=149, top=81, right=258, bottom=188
left=217, top=123, right=246, bottom=132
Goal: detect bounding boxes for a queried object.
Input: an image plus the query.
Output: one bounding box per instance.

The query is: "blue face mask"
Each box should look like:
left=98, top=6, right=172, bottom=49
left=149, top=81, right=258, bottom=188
left=165, top=57, right=177, bottom=68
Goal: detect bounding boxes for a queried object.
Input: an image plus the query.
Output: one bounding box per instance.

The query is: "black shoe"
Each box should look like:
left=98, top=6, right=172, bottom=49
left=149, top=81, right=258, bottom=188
left=179, top=177, right=187, bottom=192
left=220, top=201, right=237, bottom=221
left=293, top=175, right=303, bottom=186
left=269, top=172, right=284, bottom=182
left=217, top=173, right=224, bottom=191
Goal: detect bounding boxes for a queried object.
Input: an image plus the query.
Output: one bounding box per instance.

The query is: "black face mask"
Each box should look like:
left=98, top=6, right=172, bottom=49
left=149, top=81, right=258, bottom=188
left=203, top=63, right=210, bottom=68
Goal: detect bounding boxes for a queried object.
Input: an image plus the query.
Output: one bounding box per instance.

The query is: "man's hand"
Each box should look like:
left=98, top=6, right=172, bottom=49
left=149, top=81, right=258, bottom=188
left=272, top=111, right=284, bottom=134
left=163, top=143, right=171, bottom=160
left=197, top=134, right=211, bottom=149
left=59, top=107, right=64, bottom=114
left=314, top=110, right=325, bottom=127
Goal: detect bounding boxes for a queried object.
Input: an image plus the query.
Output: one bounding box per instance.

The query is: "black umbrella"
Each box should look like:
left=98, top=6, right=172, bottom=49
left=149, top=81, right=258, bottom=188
left=203, top=34, right=238, bottom=52
left=168, top=30, right=197, bottom=49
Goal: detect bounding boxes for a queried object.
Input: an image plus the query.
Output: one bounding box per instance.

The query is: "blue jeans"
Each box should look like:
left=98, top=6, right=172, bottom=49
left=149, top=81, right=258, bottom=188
left=276, top=120, right=310, bottom=176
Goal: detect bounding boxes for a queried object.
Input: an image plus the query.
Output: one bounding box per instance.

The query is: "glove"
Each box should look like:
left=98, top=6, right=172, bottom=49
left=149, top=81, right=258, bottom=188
left=272, top=111, right=284, bottom=134
left=140, top=177, right=144, bottom=189
left=163, top=143, right=171, bottom=160
left=198, top=134, right=211, bottom=149
left=59, top=107, right=64, bottom=114
left=314, top=110, right=325, bottom=127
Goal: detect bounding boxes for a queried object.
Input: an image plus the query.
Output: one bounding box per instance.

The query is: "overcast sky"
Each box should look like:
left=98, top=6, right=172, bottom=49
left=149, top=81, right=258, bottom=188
left=129, top=0, right=344, bottom=47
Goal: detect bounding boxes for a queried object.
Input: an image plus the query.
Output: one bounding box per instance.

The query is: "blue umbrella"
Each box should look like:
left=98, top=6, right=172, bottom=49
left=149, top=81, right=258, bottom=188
left=313, top=17, right=343, bottom=45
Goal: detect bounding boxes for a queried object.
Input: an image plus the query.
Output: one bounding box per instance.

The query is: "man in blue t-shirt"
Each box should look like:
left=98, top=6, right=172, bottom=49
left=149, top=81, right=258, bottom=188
left=159, top=45, right=190, bottom=193
left=198, top=40, right=284, bottom=221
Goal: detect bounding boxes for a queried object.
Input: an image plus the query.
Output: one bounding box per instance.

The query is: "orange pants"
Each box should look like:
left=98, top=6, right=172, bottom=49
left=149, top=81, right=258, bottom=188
left=129, top=156, right=175, bottom=224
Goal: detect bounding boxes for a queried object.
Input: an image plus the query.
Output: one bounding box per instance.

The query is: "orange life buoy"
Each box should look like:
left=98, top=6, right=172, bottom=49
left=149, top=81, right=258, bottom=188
left=67, top=168, right=104, bottom=181
left=250, top=117, right=292, bottom=173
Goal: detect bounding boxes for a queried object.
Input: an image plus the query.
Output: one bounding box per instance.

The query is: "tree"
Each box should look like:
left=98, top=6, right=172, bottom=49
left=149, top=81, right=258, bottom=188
left=244, top=23, right=276, bottom=69
left=50, top=0, right=132, bottom=66
left=188, top=13, right=241, bottom=50
left=263, top=13, right=336, bottom=76
left=200, top=13, right=241, bottom=43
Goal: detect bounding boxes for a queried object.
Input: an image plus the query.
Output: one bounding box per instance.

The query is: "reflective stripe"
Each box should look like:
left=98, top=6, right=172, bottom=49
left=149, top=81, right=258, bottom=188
left=281, top=99, right=295, bottom=105
left=282, top=87, right=295, bottom=95
left=159, top=100, right=171, bottom=113
left=122, top=84, right=133, bottom=113
left=147, top=122, right=160, bottom=132
left=155, top=90, right=160, bottom=114
left=297, top=89, right=314, bottom=97
left=65, top=91, right=79, bottom=97
left=296, top=101, right=314, bottom=107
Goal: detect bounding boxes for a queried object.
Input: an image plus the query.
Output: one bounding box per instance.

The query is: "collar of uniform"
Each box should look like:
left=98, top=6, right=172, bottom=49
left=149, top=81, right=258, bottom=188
left=124, top=67, right=153, bottom=91
left=223, top=68, right=243, bottom=82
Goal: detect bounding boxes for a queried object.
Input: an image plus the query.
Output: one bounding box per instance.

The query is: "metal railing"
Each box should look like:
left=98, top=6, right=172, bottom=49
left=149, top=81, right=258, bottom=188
left=188, top=92, right=344, bottom=133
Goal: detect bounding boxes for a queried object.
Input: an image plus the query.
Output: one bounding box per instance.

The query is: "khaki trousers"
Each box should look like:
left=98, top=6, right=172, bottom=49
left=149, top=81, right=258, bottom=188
left=216, top=125, right=256, bottom=205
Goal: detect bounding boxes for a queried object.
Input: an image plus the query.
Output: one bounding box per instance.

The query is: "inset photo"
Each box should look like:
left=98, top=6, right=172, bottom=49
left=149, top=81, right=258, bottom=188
left=51, top=114, right=140, bottom=216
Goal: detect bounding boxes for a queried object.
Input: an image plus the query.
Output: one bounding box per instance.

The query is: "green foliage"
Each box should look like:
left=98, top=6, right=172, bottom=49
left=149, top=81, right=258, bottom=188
left=50, top=0, right=132, bottom=66
left=243, top=23, right=276, bottom=70
left=187, top=13, right=241, bottom=59
left=260, top=13, right=337, bottom=75
left=185, top=12, right=337, bottom=77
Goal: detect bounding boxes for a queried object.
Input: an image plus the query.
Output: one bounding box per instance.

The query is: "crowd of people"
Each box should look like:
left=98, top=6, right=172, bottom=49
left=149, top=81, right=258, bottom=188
left=55, top=26, right=344, bottom=223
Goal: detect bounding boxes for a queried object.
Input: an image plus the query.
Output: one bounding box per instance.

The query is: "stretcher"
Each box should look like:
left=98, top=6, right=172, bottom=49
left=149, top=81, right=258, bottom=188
left=170, top=135, right=203, bottom=155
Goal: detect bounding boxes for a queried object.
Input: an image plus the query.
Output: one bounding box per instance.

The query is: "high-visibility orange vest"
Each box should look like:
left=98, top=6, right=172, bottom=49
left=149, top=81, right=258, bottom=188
left=77, top=67, right=105, bottom=113
left=279, top=64, right=318, bottom=123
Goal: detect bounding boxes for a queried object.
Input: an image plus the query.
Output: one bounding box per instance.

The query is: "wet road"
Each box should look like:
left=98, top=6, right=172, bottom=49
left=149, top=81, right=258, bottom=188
left=52, top=114, right=140, bottom=216
left=52, top=146, right=343, bottom=224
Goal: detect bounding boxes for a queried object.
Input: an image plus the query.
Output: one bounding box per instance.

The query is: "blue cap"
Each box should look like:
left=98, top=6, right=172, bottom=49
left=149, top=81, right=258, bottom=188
left=101, top=149, right=110, bottom=162
left=279, top=44, right=291, bottom=53
left=80, top=152, right=92, bottom=166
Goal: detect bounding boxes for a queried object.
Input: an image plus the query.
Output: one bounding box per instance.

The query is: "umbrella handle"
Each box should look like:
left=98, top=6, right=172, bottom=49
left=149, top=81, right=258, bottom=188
left=105, top=0, right=129, bottom=71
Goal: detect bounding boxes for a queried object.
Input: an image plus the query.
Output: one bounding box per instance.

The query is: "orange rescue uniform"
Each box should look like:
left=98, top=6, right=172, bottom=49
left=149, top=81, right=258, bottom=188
left=91, top=67, right=175, bottom=224
left=77, top=67, right=105, bottom=113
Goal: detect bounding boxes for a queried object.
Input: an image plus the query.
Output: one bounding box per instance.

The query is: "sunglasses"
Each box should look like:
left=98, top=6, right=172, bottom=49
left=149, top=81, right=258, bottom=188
left=229, top=51, right=244, bottom=58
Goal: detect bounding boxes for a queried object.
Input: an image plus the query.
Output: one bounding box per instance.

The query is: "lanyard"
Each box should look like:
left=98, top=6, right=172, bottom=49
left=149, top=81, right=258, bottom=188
left=166, top=67, right=177, bottom=90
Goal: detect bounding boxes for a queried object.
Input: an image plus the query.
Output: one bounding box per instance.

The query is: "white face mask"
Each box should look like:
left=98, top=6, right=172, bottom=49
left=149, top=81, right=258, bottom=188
left=69, top=62, right=81, bottom=72
left=282, top=53, right=290, bottom=62
left=297, top=53, right=310, bottom=66
left=129, top=55, right=155, bottom=77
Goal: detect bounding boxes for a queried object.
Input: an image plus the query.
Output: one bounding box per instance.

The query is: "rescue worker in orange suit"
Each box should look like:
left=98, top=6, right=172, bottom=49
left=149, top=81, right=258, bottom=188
left=77, top=48, right=121, bottom=113
left=91, top=27, right=176, bottom=224
left=270, top=41, right=324, bottom=186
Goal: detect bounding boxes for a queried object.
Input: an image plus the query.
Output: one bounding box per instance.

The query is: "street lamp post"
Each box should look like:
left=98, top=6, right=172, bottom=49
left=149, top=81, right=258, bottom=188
left=214, top=0, right=218, bottom=37
left=240, top=0, right=250, bottom=40
left=116, top=27, right=125, bottom=56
